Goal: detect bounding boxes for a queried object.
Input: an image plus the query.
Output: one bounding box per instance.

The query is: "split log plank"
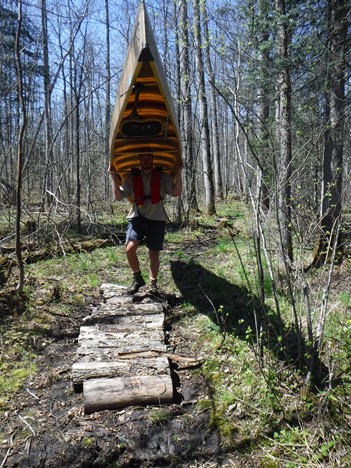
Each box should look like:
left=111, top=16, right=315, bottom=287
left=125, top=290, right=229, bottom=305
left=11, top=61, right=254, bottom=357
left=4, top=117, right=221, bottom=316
left=84, top=374, right=173, bottom=413
left=89, top=302, right=163, bottom=315
left=82, top=313, right=164, bottom=329
left=100, top=283, right=128, bottom=296
left=76, top=339, right=167, bottom=360
left=100, top=283, right=133, bottom=303
left=72, top=356, right=170, bottom=385
left=78, top=326, right=164, bottom=348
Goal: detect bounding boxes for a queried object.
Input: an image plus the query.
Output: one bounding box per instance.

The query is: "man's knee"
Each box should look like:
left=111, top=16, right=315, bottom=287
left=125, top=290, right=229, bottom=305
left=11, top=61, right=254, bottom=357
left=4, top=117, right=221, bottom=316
left=126, top=240, right=139, bottom=255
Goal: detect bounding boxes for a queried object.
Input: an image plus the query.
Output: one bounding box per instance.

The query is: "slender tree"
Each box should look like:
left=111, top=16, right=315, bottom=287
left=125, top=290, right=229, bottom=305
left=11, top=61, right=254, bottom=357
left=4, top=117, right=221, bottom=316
left=41, top=0, right=54, bottom=208
left=178, top=0, right=199, bottom=214
left=312, top=0, right=349, bottom=266
left=105, top=0, right=112, bottom=198
left=203, top=0, right=223, bottom=200
left=14, top=0, right=26, bottom=292
left=193, top=0, right=215, bottom=215
left=256, top=0, right=271, bottom=211
left=275, top=0, right=293, bottom=264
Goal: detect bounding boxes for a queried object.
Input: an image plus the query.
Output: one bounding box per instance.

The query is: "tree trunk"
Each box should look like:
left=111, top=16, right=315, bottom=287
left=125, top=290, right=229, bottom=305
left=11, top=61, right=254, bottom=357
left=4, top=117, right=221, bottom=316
left=173, top=0, right=183, bottom=222
left=312, top=0, right=348, bottom=266
left=257, top=0, right=271, bottom=211
left=105, top=0, right=111, bottom=200
left=178, top=0, right=199, bottom=215
left=275, top=0, right=293, bottom=265
left=41, top=0, right=54, bottom=209
left=203, top=0, right=223, bottom=201
left=193, top=0, right=215, bottom=216
left=15, top=0, right=26, bottom=293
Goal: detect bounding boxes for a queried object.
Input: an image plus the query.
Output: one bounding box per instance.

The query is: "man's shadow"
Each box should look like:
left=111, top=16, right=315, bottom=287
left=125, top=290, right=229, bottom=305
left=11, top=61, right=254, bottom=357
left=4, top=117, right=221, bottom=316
left=170, top=260, right=308, bottom=369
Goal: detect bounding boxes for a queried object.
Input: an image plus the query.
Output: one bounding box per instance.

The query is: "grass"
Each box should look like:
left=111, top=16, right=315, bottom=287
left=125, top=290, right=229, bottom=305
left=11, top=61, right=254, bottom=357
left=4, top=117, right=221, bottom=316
left=0, top=323, right=37, bottom=410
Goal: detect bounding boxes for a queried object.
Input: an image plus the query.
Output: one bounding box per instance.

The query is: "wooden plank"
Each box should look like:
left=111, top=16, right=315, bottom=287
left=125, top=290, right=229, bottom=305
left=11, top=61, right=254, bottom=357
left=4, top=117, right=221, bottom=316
left=83, top=374, right=173, bottom=413
left=100, top=283, right=137, bottom=303
left=89, top=302, right=164, bottom=315
left=76, top=341, right=167, bottom=360
left=100, top=283, right=127, bottom=293
left=78, top=326, right=164, bottom=348
left=88, top=319, right=164, bottom=332
left=72, top=356, right=170, bottom=386
left=82, top=313, right=164, bottom=329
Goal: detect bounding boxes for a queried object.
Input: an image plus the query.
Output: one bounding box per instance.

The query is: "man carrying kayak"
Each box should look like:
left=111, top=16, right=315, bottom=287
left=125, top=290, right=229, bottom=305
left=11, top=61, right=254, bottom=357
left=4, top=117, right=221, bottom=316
left=109, top=153, right=183, bottom=294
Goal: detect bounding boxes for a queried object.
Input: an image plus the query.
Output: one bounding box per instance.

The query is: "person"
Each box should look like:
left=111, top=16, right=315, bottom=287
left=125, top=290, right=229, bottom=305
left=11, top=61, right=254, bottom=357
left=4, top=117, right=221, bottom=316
left=109, top=153, right=183, bottom=294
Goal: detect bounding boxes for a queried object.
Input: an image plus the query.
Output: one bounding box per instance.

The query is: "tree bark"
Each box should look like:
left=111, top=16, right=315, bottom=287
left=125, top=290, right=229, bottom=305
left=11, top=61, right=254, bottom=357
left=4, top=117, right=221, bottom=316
left=178, top=0, right=199, bottom=215
left=275, top=0, right=293, bottom=265
left=203, top=0, right=223, bottom=201
left=41, top=0, right=54, bottom=209
left=256, top=0, right=271, bottom=211
left=84, top=375, right=173, bottom=414
left=193, top=0, right=215, bottom=216
left=14, top=0, right=26, bottom=293
left=312, top=0, right=349, bottom=266
left=105, top=0, right=111, bottom=199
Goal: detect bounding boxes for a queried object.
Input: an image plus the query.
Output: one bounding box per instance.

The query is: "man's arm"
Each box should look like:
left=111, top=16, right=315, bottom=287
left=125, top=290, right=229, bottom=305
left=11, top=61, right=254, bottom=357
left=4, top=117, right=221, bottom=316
left=172, top=163, right=183, bottom=197
left=109, top=170, right=123, bottom=201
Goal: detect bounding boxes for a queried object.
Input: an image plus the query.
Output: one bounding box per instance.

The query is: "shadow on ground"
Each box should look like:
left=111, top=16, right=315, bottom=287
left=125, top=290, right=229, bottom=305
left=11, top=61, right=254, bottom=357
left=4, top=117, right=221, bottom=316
left=170, top=259, right=307, bottom=367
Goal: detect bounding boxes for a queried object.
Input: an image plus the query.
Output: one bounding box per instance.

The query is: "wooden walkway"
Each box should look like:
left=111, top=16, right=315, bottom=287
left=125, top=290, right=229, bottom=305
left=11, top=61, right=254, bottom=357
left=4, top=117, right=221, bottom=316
left=72, top=283, right=173, bottom=414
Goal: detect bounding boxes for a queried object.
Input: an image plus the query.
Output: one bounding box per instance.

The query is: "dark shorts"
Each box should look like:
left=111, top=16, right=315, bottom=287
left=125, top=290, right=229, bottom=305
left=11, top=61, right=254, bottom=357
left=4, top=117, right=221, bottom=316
left=126, top=217, right=166, bottom=251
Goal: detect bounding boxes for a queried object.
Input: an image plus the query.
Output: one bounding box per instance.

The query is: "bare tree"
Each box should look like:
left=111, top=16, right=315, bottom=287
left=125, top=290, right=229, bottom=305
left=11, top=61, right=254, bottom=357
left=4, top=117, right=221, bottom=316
left=275, top=0, right=293, bottom=264
left=105, top=0, right=111, bottom=199
left=193, top=0, right=215, bottom=216
left=14, top=0, right=26, bottom=293
left=41, top=0, right=54, bottom=209
left=178, top=0, right=199, bottom=215
left=312, top=0, right=349, bottom=267
left=203, top=0, right=223, bottom=201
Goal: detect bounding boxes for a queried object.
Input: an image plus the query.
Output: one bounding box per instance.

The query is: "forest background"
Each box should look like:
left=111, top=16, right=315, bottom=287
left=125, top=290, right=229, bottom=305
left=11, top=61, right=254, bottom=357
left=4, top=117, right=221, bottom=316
left=0, top=0, right=351, bottom=466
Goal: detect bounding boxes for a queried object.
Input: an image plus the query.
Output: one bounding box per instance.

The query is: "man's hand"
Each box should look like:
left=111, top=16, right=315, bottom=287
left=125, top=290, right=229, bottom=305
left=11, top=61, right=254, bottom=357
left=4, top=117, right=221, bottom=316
left=108, top=166, right=123, bottom=200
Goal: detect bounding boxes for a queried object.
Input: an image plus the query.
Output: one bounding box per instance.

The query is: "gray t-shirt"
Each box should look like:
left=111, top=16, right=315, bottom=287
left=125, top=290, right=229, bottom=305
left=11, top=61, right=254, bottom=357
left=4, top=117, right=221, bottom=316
left=120, top=171, right=175, bottom=221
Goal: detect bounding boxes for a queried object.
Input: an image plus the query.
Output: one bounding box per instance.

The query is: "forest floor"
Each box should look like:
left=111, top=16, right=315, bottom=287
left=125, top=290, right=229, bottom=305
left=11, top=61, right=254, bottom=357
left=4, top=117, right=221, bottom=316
left=0, top=206, right=350, bottom=467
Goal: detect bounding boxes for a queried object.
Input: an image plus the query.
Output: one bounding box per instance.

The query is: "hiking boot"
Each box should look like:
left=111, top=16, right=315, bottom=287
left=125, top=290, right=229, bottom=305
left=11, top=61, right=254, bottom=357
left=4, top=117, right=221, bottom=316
left=127, top=271, right=145, bottom=294
left=149, top=279, right=158, bottom=294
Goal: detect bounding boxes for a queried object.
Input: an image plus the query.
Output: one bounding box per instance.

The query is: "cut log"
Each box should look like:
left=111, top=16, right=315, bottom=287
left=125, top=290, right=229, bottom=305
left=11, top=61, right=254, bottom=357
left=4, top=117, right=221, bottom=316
left=78, top=325, right=164, bottom=348
left=105, top=295, right=134, bottom=305
left=100, top=283, right=135, bottom=301
left=89, top=302, right=163, bottom=315
left=82, top=313, right=164, bottom=329
left=72, top=356, right=170, bottom=386
left=100, top=283, right=128, bottom=295
left=83, top=374, right=173, bottom=413
left=76, top=339, right=167, bottom=360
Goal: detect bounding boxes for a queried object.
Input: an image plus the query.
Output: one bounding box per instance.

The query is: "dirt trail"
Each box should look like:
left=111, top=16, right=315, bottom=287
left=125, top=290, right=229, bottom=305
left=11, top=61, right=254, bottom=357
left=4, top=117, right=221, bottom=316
left=0, top=284, right=226, bottom=468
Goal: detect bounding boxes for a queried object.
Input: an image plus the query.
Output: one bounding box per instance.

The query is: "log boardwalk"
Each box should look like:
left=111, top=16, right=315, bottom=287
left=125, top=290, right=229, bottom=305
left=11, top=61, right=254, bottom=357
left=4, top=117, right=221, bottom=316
left=72, top=283, right=173, bottom=414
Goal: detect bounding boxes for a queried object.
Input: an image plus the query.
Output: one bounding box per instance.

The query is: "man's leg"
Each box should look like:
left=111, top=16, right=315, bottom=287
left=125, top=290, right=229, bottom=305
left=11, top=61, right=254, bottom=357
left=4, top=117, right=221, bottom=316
left=125, top=240, right=145, bottom=294
left=145, top=220, right=165, bottom=293
left=148, top=248, right=160, bottom=281
left=125, top=240, right=141, bottom=273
